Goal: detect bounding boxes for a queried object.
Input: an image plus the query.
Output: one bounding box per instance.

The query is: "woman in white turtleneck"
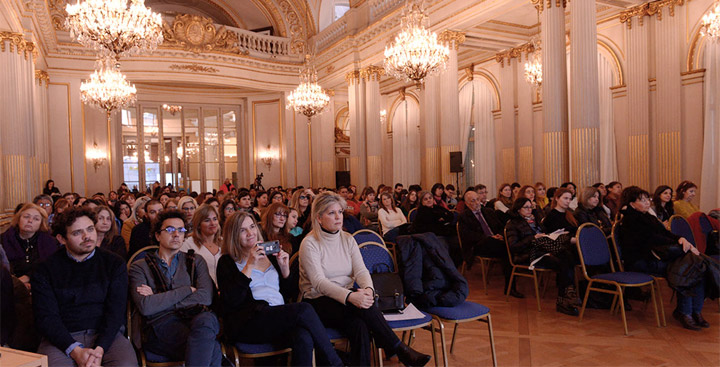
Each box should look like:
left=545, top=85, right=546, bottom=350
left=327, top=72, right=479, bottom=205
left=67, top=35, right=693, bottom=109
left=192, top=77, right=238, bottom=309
left=298, top=192, right=430, bottom=367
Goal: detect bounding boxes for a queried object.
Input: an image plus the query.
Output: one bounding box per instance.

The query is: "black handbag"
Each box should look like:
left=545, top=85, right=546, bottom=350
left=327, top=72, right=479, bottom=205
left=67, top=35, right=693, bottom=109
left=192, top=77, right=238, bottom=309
left=371, top=272, right=405, bottom=313
left=651, top=243, right=685, bottom=262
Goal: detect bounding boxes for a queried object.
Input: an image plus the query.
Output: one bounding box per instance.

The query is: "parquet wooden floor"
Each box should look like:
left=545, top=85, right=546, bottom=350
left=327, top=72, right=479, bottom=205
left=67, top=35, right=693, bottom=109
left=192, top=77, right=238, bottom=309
left=381, top=270, right=720, bottom=367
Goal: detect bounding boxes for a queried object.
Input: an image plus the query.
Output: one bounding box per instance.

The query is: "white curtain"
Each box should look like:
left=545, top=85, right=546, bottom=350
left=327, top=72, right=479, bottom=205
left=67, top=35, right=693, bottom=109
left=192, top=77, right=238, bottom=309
left=459, top=82, right=474, bottom=161
left=392, top=99, right=420, bottom=186
left=598, top=53, right=618, bottom=183
left=470, top=80, right=497, bottom=196
left=700, top=41, right=720, bottom=211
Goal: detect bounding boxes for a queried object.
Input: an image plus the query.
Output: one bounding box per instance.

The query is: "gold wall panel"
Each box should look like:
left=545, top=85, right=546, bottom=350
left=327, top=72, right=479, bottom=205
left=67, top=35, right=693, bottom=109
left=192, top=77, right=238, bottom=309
left=350, top=156, right=360, bottom=185
left=628, top=134, right=649, bottom=189
left=424, top=147, right=440, bottom=187
left=502, top=148, right=516, bottom=184
left=518, top=146, right=533, bottom=185
left=658, top=131, right=681, bottom=186
left=543, top=131, right=568, bottom=187
left=367, top=155, right=382, bottom=188
left=571, top=127, right=600, bottom=189
left=3, top=155, right=28, bottom=211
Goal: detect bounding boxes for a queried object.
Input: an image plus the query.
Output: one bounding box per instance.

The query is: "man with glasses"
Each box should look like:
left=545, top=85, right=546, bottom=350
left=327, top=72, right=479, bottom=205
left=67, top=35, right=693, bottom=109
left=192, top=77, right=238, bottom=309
left=128, top=199, right=165, bottom=258
left=32, top=194, right=54, bottom=217
left=33, top=208, right=137, bottom=366
left=129, top=209, right=221, bottom=366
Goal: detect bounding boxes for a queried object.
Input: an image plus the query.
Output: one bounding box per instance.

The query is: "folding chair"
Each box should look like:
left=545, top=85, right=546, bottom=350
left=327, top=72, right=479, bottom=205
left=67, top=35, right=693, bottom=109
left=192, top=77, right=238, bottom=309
left=457, top=222, right=497, bottom=295
left=503, top=228, right=553, bottom=311
left=577, top=223, right=660, bottom=335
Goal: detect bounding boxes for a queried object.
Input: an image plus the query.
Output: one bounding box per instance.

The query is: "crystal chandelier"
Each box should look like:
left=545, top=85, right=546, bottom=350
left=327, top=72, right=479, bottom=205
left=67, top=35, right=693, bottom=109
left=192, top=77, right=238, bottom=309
left=383, top=0, right=449, bottom=85
left=287, top=55, right=330, bottom=124
left=524, top=40, right=543, bottom=87
left=700, top=1, right=720, bottom=42
left=65, top=0, right=163, bottom=61
left=80, top=59, right=137, bottom=116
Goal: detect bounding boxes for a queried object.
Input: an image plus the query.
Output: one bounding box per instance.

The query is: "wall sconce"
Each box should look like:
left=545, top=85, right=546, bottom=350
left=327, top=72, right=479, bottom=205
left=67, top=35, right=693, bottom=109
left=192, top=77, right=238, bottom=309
left=258, top=144, right=278, bottom=170
left=162, top=104, right=183, bottom=115
left=86, top=142, right=107, bottom=171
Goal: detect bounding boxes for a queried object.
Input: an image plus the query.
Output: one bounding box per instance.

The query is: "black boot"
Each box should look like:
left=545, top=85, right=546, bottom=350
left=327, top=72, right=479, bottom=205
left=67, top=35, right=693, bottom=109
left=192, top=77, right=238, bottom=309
left=673, top=310, right=701, bottom=331
left=565, top=286, right=581, bottom=306
left=556, top=296, right=579, bottom=316
left=396, top=343, right=431, bottom=367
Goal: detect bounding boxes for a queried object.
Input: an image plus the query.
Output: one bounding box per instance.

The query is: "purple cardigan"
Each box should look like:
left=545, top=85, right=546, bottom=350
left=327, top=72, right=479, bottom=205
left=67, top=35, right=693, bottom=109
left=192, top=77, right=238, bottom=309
left=0, top=226, right=59, bottom=276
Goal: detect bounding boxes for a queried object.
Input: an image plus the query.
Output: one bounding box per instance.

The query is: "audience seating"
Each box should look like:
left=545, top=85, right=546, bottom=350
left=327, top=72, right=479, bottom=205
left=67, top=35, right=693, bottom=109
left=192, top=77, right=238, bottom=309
left=503, top=228, right=554, bottom=311
left=669, top=215, right=696, bottom=247
left=408, top=208, right=417, bottom=223
left=354, top=229, right=396, bottom=262
left=576, top=223, right=661, bottom=335
left=456, top=223, right=497, bottom=295
left=225, top=342, right=292, bottom=367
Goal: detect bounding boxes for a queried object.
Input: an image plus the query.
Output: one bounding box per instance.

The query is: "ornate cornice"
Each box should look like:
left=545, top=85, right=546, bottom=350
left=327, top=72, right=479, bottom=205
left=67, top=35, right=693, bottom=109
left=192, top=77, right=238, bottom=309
left=495, top=43, right=535, bottom=67
left=48, top=0, right=68, bottom=30
left=531, top=0, right=568, bottom=12
left=345, top=70, right=361, bottom=85
left=162, top=14, right=240, bottom=54
left=438, top=30, right=466, bottom=50
left=35, top=70, right=50, bottom=87
left=619, top=0, right=685, bottom=29
left=169, top=63, right=220, bottom=73
left=0, top=32, right=38, bottom=60
left=359, top=65, right=384, bottom=81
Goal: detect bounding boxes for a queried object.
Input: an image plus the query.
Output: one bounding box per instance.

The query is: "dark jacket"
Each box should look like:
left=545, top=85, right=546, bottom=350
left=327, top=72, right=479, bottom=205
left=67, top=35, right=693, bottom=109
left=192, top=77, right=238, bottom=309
left=457, top=207, right=504, bottom=262
left=504, top=216, right=539, bottom=257
left=667, top=252, right=720, bottom=299
left=216, top=254, right=293, bottom=342
left=128, top=221, right=151, bottom=258
left=396, top=233, right=468, bottom=308
left=100, top=235, right=127, bottom=260
left=617, top=206, right=680, bottom=267
left=411, top=205, right=454, bottom=237
left=0, top=227, right=59, bottom=278
left=575, top=205, right=612, bottom=235
left=542, top=209, right=578, bottom=235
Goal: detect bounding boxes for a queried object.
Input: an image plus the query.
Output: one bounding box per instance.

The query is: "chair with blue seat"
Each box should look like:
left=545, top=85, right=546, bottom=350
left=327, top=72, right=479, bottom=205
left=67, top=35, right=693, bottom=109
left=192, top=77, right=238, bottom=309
left=577, top=223, right=661, bottom=335
left=503, top=228, right=554, bottom=311
left=226, top=342, right=292, bottom=367
left=358, top=242, right=441, bottom=367
left=354, top=229, right=386, bottom=247
left=670, top=215, right=696, bottom=247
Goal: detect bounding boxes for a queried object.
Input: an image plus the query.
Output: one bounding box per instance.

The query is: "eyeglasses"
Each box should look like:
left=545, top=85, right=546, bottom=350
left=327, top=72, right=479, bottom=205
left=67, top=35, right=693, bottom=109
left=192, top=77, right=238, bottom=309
left=159, top=226, right=187, bottom=235
left=299, top=195, right=309, bottom=200
left=521, top=205, right=533, bottom=210
left=274, top=212, right=288, bottom=218
left=38, top=203, right=52, bottom=207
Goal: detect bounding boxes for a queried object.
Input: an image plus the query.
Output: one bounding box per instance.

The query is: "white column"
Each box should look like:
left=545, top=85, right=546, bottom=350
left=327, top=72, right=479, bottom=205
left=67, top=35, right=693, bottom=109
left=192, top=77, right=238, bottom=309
left=701, top=43, right=720, bottom=210
left=438, top=31, right=464, bottom=186
left=0, top=33, right=37, bottom=210
left=540, top=0, right=569, bottom=187
left=498, top=56, right=517, bottom=184
left=420, top=76, right=440, bottom=188
left=347, top=70, right=367, bottom=187
left=314, top=95, right=336, bottom=188
left=625, top=16, right=650, bottom=189
left=569, top=0, right=600, bottom=188
left=34, top=71, right=51, bottom=191
left=363, top=66, right=383, bottom=188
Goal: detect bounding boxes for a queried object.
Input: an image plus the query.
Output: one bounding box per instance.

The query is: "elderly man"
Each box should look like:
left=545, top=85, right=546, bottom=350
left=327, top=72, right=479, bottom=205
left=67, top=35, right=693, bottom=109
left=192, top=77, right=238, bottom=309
left=457, top=190, right=521, bottom=298
left=32, top=208, right=136, bottom=367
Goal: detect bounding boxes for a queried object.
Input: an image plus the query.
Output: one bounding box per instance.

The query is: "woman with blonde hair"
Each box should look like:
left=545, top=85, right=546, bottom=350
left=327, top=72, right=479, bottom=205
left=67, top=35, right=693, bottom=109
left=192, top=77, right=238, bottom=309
left=534, top=182, right=549, bottom=209
left=178, top=196, right=199, bottom=232
left=290, top=189, right=312, bottom=228
left=261, top=202, right=293, bottom=254
left=181, top=204, right=222, bottom=285
left=216, top=211, right=343, bottom=367
left=299, top=192, right=430, bottom=367
left=94, top=205, right=127, bottom=259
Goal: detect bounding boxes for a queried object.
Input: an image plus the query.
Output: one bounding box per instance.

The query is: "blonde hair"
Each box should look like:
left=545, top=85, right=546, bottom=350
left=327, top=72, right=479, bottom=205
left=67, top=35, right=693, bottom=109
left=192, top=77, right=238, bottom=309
left=310, top=191, right=347, bottom=237
left=222, top=211, right=264, bottom=262
left=94, top=205, right=118, bottom=239
left=11, top=203, right=50, bottom=233
left=191, top=204, right=222, bottom=248
left=178, top=196, right=198, bottom=212
left=131, top=196, right=151, bottom=223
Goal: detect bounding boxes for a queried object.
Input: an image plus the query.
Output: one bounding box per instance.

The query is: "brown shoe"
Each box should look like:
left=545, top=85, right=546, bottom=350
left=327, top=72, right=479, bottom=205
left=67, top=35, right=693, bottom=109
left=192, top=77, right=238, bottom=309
left=673, top=310, right=701, bottom=331
left=692, top=313, right=710, bottom=328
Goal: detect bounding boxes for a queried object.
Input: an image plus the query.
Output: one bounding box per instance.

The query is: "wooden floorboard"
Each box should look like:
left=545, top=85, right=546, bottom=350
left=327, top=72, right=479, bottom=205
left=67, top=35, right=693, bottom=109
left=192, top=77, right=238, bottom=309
left=381, top=269, right=720, bottom=367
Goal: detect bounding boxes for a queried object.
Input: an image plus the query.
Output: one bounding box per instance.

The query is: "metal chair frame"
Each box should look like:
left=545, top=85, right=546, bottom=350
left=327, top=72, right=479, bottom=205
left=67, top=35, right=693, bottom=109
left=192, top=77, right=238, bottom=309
left=431, top=309, right=497, bottom=367
left=503, top=228, right=553, bottom=311
left=456, top=222, right=497, bottom=295
left=407, top=208, right=417, bottom=223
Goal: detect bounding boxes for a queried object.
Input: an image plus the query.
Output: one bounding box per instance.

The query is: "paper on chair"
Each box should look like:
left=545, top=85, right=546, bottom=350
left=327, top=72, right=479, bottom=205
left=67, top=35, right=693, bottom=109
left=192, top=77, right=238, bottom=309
left=383, top=303, right=426, bottom=321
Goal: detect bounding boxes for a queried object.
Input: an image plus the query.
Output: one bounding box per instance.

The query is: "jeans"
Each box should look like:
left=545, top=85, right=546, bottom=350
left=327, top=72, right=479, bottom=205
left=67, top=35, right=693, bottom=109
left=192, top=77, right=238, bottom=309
left=145, top=311, right=222, bottom=366
left=37, top=330, right=137, bottom=367
left=630, top=259, right=705, bottom=316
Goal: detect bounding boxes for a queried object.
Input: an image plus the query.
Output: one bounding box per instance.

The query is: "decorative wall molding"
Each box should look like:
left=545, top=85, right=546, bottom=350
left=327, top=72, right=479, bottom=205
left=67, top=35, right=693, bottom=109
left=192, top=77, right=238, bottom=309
left=168, top=63, right=220, bottom=73
left=359, top=65, right=384, bottom=81
left=35, top=70, right=50, bottom=87
left=162, top=14, right=240, bottom=54
left=0, top=32, right=38, bottom=60
left=438, top=30, right=466, bottom=50
left=495, top=42, right=534, bottom=67
left=619, top=0, right=685, bottom=29
left=345, top=69, right=361, bottom=84
left=531, top=0, right=568, bottom=12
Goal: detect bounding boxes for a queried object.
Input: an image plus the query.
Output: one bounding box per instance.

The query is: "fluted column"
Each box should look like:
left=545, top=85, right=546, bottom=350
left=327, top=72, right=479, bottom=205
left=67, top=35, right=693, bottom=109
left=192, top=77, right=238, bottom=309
left=539, top=0, right=569, bottom=187
left=569, top=0, right=600, bottom=188
left=438, top=30, right=464, bottom=186
left=625, top=16, right=650, bottom=189
left=347, top=70, right=367, bottom=187
left=498, top=56, right=517, bottom=184
left=34, top=70, right=50, bottom=191
left=0, top=32, right=37, bottom=210
left=314, top=93, right=336, bottom=188
left=362, top=66, right=384, bottom=188
left=420, top=76, right=440, bottom=188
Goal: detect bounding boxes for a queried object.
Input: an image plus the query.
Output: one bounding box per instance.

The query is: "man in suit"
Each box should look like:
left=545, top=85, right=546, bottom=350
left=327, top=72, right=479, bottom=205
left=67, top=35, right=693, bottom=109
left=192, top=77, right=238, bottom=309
left=457, top=191, right=523, bottom=298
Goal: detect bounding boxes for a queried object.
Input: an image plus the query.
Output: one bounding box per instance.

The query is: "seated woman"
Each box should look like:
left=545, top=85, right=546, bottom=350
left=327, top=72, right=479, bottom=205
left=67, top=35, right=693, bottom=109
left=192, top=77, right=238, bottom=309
left=269, top=190, right=285, bottom=205
left=290, top=190, right=312, bottom=229
left=94, top=205, right=127, bottom=259
left=254, top=191, right=269, bottom=218
left=673, top=180, right=700, bottom=219
left=535, top=182, right=549, bottom=209
left=400, top=189, right=418, bottom=215
left=505, top=198, right=579, bottom=316
left=617, top=186, right=708, bottom=331
left=649, top=185, right=674, bottom=225
left=517, top=185, right=544, bottom=222
left=574, top=187, right=612, bottom=236
left=542, top=188, right=579, bottom=236
left=261, top=203, right=293, bottom=255
left=299, top=192, right=430, bottom=367
left=377, top=192, right=408, bottom=243
left=122, top=196, right=151, bottom=247
left=181, top=204, right=222, bottom=286
left=219, top=199, right=237, bottom=227
left=411, top=191, right=461, bottom=266
left=359, top=186, right=380, bottom=233
left=178, top=196, right=198, bottom=233
left=216, top=212, right=344, bottom=367
left=431, top=183, right=449, bottom=210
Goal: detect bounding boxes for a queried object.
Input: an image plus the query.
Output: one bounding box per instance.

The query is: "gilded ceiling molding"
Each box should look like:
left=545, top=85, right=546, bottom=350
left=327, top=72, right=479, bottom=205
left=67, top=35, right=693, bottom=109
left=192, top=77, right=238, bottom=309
left=0, top=32, right=38, bottom=61
left=345, top=69, right=361, bottom=85
left=619, top=0, right=685, bottom=29
left=47, top=0, right=68, bottom=30
left=359, top=65, right=384, bottom=81
left=438, top=30, right=466, bottom=50
left=531, top=0, right=568, bottom=12
left=162, top=14, right=240, bottom=54
left=494, top=43, right=535, bottom=67
left=35, top=70, right=50, bottom=87
left=169, top=63, right=220, bottom=73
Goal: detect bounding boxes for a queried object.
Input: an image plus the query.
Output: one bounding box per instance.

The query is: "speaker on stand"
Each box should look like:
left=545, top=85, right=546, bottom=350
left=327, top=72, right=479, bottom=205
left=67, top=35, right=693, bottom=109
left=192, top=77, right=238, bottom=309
left=450, top=151, right=462, bottom=189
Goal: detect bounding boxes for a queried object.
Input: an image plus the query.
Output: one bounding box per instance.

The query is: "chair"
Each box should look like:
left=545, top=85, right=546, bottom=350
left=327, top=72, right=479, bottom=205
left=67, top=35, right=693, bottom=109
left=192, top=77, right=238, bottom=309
left=610, top=223, right=667, bottom=327
left=457, top=222, right=497, bottom=295
left=353, top=229, right=386, bottom=247
left=126, top=246, right=185, bottom=367
left=424, top=302, right=497, bottom=367
left=503, top=228, right=553, bottom=311
left=576, top=223, right=660, bottom=335
left=408, top=208, right=418, bottom=223
left=226, top=342, right=292, bottom=367
left=669, top=215, right=696, bottom=247
left=358, top=242, right=441, bottom=367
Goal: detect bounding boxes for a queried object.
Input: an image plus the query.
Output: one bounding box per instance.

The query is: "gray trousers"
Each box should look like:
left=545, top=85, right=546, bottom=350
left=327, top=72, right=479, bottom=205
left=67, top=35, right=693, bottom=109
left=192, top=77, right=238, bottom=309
left=37, top=330, right=137, bottom=367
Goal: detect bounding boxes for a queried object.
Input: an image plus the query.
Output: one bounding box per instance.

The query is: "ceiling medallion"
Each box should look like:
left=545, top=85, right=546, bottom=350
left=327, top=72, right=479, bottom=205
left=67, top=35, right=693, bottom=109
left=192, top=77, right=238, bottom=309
left=383, top=0, right=449, bottom=85
left=287, top=54, right=330, bottom=125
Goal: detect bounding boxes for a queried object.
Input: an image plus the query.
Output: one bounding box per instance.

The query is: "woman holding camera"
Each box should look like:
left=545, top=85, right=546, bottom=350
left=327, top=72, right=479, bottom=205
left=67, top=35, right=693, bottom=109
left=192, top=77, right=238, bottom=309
left=216, top=212, right=343, bottom=367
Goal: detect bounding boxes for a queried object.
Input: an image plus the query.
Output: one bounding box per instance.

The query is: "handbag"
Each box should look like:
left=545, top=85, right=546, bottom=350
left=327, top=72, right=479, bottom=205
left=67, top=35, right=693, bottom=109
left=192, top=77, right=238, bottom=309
left=370, top=272, right=405, bottom=313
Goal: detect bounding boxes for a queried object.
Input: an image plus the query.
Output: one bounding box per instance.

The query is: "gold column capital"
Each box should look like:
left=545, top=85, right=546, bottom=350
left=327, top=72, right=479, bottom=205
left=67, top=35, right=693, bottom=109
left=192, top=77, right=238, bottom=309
left=359, top=65, right=385, bottom=82
left=620, top=0, right=685, bottom=29
left=345, top=70, right=361, bottom=85
left=0, top=32, right=38, bottom=61
left=438, top=30, right=466, bottom=50
left=531, top=0, right=567, bottom=12
left=495, top=42, right=535, bottom=66
left=35, top=70, right=50, bottom=87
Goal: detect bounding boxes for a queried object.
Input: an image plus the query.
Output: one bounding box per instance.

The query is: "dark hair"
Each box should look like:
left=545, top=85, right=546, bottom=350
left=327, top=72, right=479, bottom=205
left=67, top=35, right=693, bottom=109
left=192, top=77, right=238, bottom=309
left=511, top=182, right=521, bottom=190
left=33, top=194, right=52, bottom=204
left=592, top=182, right=604, bottom=188
left=652, top=185, right=674, bottom=214
left=394, top=183, right=403, bottom=189
left=511, top=197, right=532, bottom=214
left=408, top=184, right=422, bottom=192
left=607, top=181, right=621, bottom=189
left=474, top=184, right=487, bottom=191
left=82, top=199, right=104, bottom=207
left=551, top=188, right=578, bottom=227
left=431, top=183, right=446, bottom=200
left=254, top=191, right=268, bottom=207
left=620, top=186, right=650, bottom=208
left=675, top=180, right=697, bottom=200
left=113, top=200, right=130, bottom=218
left=72, top=197, right=86, bottom=206
left=238, top=189, right=250, bottom=199
left=560, top=182, right=576, bottom=189
left=445, top=184, right=455, bottom=191
left=45, top=179, right=54, bottom=189
left=546, top=187, right=558, bottom=200
left=144, top=199, right=162, bottom=212
left=52, top=207, right=97, bottom=238
left=151, top=209, right=187, bottom=236
left=204, top=197, right=220, bottom=207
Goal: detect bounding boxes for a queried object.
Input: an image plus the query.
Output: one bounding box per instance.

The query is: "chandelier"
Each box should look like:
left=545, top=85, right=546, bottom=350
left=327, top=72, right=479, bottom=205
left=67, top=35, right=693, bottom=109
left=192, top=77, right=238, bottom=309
left=80, top=60, right=137, bottom=116
left=286, top=55, right=330, bottom=124
left=700, top=1, right=720, bottom=42
left=65, top=0, right=163, bottom=61
left=524, top=38, right=542, bottom=87
left=383, top=0, right=449, bottom=85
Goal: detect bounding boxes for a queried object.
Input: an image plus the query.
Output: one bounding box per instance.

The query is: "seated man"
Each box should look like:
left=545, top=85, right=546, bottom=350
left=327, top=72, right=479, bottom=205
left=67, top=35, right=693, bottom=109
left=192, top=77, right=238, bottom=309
left=129, top=209, right=221, bottom=366
left=457, top=190, right=519, bottom=298
left=32, top=208, right=136, bottom=367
